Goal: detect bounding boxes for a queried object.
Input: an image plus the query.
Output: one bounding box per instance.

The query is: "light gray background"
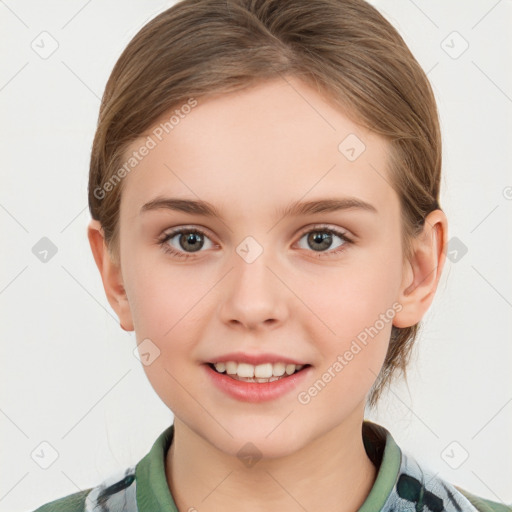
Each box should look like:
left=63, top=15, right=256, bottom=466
left=1, top=1, right=511, bottom=511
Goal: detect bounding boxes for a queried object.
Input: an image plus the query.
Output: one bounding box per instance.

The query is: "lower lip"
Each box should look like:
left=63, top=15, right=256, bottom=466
left=203, top=363, right=312, bottom=403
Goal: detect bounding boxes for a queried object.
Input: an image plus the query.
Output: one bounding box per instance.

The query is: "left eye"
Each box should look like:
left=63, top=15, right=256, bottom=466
left=296, top=226, right=351, bottom=255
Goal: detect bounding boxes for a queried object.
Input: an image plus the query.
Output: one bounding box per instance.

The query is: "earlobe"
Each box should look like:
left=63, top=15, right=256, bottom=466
left=87, top=219, right=134, bottom=331
left=393, top=210, right=448, bottom=329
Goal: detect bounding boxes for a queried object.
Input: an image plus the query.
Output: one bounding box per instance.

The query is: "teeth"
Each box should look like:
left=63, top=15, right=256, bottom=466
left=213, top=361, right=305, bottom=379
left=214, top=362, right=226, bottom=373
left=285, top=364, right=297, bottom=375
left=273, top=362, right=286, bottom=376
left=225, top=361, right=237, bottom=375
left=237, top=362, right=255, bottom=378
left=254, top=363, right=272, bottom=378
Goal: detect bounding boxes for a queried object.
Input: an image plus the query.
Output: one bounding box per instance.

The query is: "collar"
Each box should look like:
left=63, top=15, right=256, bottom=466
left=84, top=420, right=479, bottom=512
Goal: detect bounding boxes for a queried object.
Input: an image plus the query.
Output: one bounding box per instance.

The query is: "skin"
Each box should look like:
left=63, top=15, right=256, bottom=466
left=88, top=75, right=447, bottom=512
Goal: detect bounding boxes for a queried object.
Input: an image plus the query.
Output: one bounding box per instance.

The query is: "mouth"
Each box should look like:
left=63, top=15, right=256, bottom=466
left=206, top=362, right=312, bottom=383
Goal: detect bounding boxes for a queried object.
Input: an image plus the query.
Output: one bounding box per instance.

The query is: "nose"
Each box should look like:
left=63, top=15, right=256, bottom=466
left=217, top=247, right=289, bottom=331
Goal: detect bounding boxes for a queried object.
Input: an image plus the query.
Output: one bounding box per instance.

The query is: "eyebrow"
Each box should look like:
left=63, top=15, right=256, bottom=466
left=140, top=196, right=377, bottom=220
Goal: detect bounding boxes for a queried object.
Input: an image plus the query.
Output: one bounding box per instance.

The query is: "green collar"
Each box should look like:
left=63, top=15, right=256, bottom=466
left=135, top=420, right=402, bottom=512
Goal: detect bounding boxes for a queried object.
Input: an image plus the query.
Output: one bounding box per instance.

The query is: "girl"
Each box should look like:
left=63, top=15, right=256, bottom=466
left=30, top=0, right=510, bottom=511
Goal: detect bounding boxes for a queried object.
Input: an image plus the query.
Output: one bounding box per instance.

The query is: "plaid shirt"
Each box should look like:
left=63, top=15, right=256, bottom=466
left=31, top=421, right=511, bottom=512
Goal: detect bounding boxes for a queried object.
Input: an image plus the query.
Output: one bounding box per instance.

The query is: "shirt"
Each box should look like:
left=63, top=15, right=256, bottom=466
left=29, top=420, right=511, bottom=512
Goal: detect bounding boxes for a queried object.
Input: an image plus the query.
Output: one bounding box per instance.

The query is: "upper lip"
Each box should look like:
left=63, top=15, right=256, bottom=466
left=206, top=352, right=310, bottom=366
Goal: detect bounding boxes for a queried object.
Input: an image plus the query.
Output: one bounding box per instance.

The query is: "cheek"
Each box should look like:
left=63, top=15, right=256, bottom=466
left=124, top=258, right=213, bottom=398
left=296, top=244, right=403, bottom=343
left=123, top=243, right=207, bottom=336
left=126, top=265, right=206, bottom=410
left=296, top=283, right=397, bottom=412
left=292, top=241, right=402, bottom=399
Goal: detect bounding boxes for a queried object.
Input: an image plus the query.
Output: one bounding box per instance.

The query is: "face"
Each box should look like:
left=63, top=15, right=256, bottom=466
left=113, top=76, right=407, bottom=458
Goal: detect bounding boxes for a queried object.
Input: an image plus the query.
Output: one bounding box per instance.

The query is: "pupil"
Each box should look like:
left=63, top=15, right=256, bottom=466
left=309, top=231, right=331, bottom=251
left=181, top=232, right=203, bottom=252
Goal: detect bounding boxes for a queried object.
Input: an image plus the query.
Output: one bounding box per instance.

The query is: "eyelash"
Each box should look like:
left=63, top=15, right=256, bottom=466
left=157, top=224, right=353, bottom=260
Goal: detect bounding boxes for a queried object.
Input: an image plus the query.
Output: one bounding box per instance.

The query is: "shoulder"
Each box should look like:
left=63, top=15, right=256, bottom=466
left=377, top=430, right=511, bottom=512
left=455, top=486, right=512, bottom=512
left=26, top=425, right=170, bottom=512
left=29, top=465, right=138, bottom=512
left=29, top=488, right=92, bottom=512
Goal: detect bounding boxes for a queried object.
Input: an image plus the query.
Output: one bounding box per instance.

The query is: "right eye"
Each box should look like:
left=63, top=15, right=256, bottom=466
left=158, top=227, right=216, bottom=259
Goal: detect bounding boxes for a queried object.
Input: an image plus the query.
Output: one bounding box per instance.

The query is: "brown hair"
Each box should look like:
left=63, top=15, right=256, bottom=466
left=88, top=0, right=442, bottom=407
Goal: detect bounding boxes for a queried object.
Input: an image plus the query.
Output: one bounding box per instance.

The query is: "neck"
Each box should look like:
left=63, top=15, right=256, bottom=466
left=165, top=407, right=377, bottom=512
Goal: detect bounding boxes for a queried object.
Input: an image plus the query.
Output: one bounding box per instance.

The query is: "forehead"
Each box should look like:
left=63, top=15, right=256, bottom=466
left=119, top=76, right=397, bottom=222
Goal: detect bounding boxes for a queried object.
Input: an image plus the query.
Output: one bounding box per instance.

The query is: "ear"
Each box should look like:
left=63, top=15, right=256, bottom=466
left=87, top=219, right=134, bottom=331
left=393, top=209, right=448, bottom=328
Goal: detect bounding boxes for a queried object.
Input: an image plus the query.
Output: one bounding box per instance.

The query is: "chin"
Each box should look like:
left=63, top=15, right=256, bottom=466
left=216, top=421, right=308, bottom=460
left=220, top=436, right=304, bottom=463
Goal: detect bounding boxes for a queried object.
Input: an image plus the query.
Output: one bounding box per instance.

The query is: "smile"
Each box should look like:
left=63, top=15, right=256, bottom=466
left=210, top=361, right=307, bottom=382
left=204, top=362, right=312, bottom=402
